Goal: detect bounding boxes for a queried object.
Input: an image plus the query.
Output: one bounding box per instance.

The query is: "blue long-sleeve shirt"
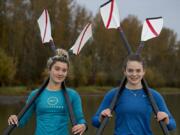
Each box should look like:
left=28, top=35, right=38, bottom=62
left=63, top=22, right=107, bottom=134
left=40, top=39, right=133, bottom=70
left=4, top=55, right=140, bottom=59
left=92, top=87, right=176, bottom=135
left=19, top=88, right=86, bottom=135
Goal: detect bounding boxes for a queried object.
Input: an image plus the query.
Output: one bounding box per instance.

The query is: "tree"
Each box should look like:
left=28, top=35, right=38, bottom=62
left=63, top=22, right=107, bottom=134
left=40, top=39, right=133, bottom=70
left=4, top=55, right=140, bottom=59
left=0, top=49, right=16, bottom=86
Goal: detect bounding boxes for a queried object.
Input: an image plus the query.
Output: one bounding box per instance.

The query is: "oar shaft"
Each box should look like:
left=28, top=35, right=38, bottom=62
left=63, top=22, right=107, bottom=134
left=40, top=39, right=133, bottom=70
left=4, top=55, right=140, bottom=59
left=136, top=41, right=145, bottom=55
left=62, top=82, right=77, bottom=126
left=3, top=78, right=50, bottom=135
left=118, top=27, right=132, bottom=54
left=142, top=79, right=170, bottom=135
left=50, top=40, right=56, bottom=53
left=96, top=76, right=127, bottom=135
left=62, top=82, right=80, bottom=135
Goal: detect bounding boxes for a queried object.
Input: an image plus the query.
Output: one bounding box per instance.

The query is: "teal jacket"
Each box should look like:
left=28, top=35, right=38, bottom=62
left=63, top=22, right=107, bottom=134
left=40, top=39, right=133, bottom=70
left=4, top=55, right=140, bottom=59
left=19, top=88, right=86, bottom=135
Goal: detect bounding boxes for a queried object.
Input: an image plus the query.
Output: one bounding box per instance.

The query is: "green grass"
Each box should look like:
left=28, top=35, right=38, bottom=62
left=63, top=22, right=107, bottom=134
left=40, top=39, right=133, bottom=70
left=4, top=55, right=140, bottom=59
left=0, top=86, right=28, bottom=96
left=75, top=86, right=113, bottom=94
left=156, top=87, right=180, bottom=94
left=0, top=86, right=179, bottom=96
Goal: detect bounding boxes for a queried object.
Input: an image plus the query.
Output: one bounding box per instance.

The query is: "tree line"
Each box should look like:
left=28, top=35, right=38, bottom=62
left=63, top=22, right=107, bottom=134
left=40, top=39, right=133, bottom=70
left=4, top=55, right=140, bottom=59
left=0, top=0, right=180, bottom=88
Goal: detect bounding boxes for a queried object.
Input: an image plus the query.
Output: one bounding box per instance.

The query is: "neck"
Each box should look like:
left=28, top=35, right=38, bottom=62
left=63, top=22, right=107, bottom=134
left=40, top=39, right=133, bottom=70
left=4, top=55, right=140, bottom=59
left=47, top=81, right=62, bottom=91
left=125, top=82, right=143, bottom=90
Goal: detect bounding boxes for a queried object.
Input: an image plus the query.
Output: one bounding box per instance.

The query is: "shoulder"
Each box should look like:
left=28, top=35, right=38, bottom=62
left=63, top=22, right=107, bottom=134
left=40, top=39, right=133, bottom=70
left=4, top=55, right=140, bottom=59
left=149, top=88, right=161, bottom=96
left=104, top=87, right=117, bottom=99
left=148, top=88, right=164, bottom=100
left=25, top=89, right=40, bottom=102
left=28, top=89, right=39, bottom=97
left=65, top=87, right=80, bottom=97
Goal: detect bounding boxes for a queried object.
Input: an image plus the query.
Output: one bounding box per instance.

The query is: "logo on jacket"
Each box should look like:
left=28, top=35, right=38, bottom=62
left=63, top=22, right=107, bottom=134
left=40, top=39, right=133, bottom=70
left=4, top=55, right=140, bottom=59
left=47, top=97, right=59, bottom=106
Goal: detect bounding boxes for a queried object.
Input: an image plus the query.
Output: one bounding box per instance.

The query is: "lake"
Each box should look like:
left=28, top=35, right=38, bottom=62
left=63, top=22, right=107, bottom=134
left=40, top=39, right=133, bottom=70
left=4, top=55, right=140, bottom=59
left=0, top=93, right=179, bottom=135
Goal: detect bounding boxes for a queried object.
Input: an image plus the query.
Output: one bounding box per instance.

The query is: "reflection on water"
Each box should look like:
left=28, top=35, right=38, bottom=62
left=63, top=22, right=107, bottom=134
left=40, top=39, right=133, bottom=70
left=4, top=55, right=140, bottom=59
left=0, top=94, right=179, bottom=135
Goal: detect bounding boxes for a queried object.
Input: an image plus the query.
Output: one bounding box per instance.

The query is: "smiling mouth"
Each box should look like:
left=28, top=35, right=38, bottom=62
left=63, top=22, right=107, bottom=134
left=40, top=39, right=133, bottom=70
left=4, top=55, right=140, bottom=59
left=130, top=78, right=139, bottom=81
left=56, top=76, right=64, bottom=80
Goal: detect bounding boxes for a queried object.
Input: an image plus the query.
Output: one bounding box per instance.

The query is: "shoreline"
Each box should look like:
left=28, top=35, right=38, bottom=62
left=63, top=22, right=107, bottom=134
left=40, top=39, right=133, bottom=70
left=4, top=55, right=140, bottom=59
left=0, top=92, right=180, bottom=105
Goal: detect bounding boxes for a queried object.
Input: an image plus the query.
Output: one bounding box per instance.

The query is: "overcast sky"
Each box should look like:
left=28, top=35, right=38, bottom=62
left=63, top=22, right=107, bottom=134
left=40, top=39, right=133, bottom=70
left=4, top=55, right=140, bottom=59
left=76, top=0, right=180, bottom=40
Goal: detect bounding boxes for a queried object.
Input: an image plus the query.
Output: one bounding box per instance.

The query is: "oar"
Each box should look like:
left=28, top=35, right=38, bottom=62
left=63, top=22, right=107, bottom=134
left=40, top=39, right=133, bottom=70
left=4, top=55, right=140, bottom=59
left=2, top=78, right=50, bottom=135
left=65, top=22, right=92, bottom=133
left=38, top=9, right=81, bottom=134
left=44, top=10, right=92, bottom=133
left=98, top=1, right=169, bottom=135
left=70, top=23, right=92, bottom=55
left=40, top=9, right=92, bottom=133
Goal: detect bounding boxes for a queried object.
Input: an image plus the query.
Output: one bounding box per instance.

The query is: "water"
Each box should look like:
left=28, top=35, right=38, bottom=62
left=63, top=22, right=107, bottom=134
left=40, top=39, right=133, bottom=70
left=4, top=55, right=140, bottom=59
left=0, top=94, right=179, bottom=135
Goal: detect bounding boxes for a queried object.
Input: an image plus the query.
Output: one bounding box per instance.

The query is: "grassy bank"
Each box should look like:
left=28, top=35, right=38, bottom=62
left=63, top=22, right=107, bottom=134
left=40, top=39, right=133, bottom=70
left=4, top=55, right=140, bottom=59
left=0, top=86, right=180, bottom=96
left=0, top=86, right=28, bottom=96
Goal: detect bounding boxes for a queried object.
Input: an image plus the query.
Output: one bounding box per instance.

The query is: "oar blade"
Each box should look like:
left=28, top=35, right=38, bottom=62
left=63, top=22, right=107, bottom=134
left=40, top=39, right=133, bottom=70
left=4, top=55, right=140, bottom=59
left=70, top=23, right=92, bottom=55
left=100, top=0, right=120, bottom=29
left=37, top=9, right=52, bottom=43
left=141, top=17, right=163, bottom=41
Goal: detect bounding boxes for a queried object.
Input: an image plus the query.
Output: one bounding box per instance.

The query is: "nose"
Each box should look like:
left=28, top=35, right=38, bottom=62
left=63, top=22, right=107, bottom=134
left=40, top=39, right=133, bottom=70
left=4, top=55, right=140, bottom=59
left=132, top=71, right=137, bottom=76
left=58, top=70, right=64, bottom=76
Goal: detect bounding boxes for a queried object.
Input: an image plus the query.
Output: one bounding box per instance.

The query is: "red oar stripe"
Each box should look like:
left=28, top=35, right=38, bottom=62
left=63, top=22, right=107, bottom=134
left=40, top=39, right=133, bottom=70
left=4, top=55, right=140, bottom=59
left=106, top=0, right=114, bottom=28
left=42, top=9, right=48, bottom=43
left=77, top=23, right=91, bottom=55
left=146, top=19, right=158, bottom=37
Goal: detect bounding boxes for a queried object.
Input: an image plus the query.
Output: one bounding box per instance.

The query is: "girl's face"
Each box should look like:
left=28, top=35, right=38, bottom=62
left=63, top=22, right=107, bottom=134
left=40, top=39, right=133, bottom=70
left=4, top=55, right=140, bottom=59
left=124, top=60, right=145, bottom=86
left=49, top=61, right=68, bottom=84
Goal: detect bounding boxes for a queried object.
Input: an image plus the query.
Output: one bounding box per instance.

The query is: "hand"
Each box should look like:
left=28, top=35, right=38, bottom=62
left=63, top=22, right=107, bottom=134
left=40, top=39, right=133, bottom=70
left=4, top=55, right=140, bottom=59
left=157, top=111, right=169, bottom=124
left=99, top=108, right=112, bottom=122
left=8, top=115, right=18, bottom=126
left=72, top=124, right=86, bottom=135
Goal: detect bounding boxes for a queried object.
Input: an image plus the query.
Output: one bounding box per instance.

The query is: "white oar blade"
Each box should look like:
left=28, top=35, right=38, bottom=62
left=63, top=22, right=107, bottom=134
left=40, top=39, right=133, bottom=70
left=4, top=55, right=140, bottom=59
left=37, top=9, right=52, bottom=43
left=100, top=0, right=120, bottom=29
left=141, top=17, right=163, bottom=41
left=70, top=23, right=92, bottom=55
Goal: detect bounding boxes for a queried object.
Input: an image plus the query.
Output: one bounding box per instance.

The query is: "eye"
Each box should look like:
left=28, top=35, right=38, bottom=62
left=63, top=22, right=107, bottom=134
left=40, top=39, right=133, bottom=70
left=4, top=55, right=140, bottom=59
left=136, top=69, right=141, bottom=73
left=62, top=68, right=67, bottom=73
left=127, top=69, right=133, bottom=73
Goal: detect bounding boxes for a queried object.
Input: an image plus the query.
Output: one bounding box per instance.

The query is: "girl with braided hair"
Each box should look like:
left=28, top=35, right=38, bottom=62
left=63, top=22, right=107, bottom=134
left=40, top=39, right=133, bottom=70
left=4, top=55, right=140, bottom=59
left=92, top=54, right=176, bottom=135
left=8, top=48, right=87, bottom=135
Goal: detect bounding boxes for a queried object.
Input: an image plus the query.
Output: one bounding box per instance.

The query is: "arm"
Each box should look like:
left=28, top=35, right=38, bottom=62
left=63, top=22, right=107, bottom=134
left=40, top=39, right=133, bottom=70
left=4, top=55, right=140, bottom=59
left=152, top=89, right=176, bottom=130
left=91, top=88, right=116, bottom=128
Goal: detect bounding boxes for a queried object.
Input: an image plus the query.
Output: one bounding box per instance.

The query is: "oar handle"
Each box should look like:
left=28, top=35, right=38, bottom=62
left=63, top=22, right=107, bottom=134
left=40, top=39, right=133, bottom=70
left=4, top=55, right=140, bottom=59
left=2, top=124, right=16, bottom=135
left=159, top=121, right=170, bottom=135
left=96, top=117, right=109, bottom=135
left=96, top=76, right=127, bottom=135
